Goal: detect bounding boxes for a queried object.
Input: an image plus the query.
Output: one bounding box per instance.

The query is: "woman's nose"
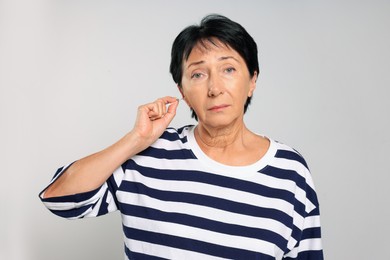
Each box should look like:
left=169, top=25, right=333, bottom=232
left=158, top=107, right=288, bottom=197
left=208, top=74, right=223, bottom=97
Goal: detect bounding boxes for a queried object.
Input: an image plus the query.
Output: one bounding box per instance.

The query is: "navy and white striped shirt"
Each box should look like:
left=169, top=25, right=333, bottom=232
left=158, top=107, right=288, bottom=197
left=40, top=125, right=323, bottom=259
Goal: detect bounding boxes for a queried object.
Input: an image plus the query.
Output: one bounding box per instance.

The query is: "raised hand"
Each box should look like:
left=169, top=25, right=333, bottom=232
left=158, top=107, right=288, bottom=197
left=132, top=96, right=179, bottom=148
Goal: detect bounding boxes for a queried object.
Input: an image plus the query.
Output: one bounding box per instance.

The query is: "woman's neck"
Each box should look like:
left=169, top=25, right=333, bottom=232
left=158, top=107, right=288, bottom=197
left=193, top=123, right=269, bottom=166
left=195, top=122, right=247, bottom=150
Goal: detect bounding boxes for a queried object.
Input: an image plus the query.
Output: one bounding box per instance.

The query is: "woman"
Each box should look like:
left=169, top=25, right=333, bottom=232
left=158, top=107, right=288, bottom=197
left=40, top=14, right=324, bottom=259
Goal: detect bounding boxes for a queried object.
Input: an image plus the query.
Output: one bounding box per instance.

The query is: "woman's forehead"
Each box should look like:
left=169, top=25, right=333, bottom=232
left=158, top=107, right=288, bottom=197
left=185, top=40, right=241, bottom=62
left=189, top=38, right=232, bottom=56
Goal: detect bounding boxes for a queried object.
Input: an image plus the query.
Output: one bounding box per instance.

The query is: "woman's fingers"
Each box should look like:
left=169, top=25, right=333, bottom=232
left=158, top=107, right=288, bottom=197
left=147, top=97, right=178, bottom=121
left=147, top=99, right=165, bottom=120
left=133, top=96, right=179, bottom=143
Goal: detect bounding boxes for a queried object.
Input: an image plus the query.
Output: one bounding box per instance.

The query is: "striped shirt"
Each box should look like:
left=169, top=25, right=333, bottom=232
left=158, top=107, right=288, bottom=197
left=40, top=125, right=324, bottom=259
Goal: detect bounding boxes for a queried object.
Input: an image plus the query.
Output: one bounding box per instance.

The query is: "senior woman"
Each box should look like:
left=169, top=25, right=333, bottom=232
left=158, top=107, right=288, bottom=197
left=40, top=14, right=324, bottom=259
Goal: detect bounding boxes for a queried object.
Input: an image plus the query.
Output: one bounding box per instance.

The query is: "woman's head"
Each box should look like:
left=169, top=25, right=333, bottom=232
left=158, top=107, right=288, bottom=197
left=170, top=14, right=259, bottom=120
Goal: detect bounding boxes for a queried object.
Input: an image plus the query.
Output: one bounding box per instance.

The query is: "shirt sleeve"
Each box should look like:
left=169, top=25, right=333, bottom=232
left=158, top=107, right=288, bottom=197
left=284, top=170, right=324, bottom=259
left=39, top=162, right=125, bottom=219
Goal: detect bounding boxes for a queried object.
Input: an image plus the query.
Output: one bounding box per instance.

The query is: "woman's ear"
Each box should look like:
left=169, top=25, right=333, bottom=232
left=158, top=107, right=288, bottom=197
left=177, top=85, right=191, bottom=107
left=177, top=84, right=185, bottom=99
left=248, top=71, right=258, bottom=97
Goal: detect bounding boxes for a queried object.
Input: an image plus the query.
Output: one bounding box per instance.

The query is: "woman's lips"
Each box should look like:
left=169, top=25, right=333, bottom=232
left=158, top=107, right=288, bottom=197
left=208, top=104, right=230, bottom=111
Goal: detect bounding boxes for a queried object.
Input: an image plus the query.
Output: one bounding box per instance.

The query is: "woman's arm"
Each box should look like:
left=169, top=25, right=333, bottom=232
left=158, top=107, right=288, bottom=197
left=43, top=96, right=179, bottom=198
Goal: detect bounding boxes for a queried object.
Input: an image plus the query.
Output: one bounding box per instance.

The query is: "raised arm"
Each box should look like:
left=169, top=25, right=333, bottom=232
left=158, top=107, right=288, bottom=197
left=43, top=96, right=179, bottom=198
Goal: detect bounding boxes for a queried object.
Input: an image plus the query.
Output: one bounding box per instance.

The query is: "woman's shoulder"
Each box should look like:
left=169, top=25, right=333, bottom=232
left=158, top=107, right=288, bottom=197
left=160, top=125, right=194, bottom=139
left=266, top=138, right=310, bottom=172
left=148, top=125, right=195, bottom=149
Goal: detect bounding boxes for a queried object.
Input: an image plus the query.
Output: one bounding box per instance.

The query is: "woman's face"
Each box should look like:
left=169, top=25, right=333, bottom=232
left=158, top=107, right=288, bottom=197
left=180, top=41, right=257, bottom=129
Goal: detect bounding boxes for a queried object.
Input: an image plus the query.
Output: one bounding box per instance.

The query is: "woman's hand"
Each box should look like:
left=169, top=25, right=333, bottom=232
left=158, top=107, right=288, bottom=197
left=132, top=96, right=179, bottom=148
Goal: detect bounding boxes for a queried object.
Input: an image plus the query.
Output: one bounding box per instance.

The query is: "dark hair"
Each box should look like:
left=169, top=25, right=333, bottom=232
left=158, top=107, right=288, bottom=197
left=169, top=14, right=259, bottom=120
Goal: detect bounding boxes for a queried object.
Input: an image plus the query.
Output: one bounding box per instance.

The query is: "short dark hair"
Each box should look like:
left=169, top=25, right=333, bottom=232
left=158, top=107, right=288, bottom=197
left=169, top=14, right=259, bottom=120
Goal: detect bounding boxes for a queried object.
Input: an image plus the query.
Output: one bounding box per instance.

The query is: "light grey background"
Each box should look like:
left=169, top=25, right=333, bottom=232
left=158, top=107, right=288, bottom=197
left=1, top=0, right=389, bottom=259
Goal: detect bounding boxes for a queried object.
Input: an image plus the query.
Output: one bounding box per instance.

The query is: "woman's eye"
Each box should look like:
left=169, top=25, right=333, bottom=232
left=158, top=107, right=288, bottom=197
left=191, top=73, right=203, bottom=79
left=225, top=67, right=236, bottom=73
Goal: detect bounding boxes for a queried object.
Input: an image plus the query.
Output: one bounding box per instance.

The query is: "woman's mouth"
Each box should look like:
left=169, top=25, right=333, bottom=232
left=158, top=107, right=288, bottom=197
left=208, top=104, right=230, bottom=111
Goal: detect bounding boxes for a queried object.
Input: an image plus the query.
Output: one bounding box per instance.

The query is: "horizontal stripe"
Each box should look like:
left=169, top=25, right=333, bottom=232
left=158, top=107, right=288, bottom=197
left=125, top=239, right=228, bottom=260
left=285, top=238, right=323, bottom=258
left=129, top=155, right=200, bottom=172
left=125, top=159, right=309, bottom=217
left=124, top=166, right=297, bottom=213
left=120, top=203, right=288, bottom=250
left=138, top=146, right=195, bottom=160
left=118, top=192, right=291, bottom=239
left=49, top=204, right=94, bottom=219
left=275, top=149, right=309, bottom=169
left=122, top=216, right=282, bottom=259
left=303, top=215, right=321, bottom=229
left=119, top=181, right=294, bottom=226
left=125, top=246, right=168, bottom=260
left=285, top=250, right=324, bottom=260
left=42, top=185, right=106, bottom=209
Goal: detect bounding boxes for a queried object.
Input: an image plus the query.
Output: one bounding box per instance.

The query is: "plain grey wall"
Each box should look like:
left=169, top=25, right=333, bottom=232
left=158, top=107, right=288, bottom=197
left=1, top=0, right=389, bottom=259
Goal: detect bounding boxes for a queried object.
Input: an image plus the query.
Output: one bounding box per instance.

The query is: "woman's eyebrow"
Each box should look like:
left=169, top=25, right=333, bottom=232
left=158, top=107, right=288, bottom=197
left=218, top=56, right=239, bottom=62
left=187, top=60, right=204, bottom=69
